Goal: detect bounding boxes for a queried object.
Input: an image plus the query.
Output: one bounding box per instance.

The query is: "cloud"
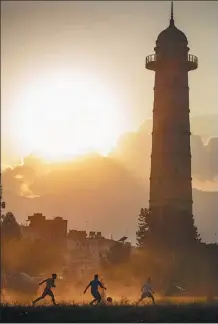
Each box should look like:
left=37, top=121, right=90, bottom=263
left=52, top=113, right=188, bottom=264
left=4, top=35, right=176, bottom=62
left=2, top=117, right=218, bottom=244
left=2, top=155, right=218, bottom=245
left=111, top=121, right=218, bottom=183
left=137, top=114, right=218, bottom=140
left=2, top=154, right=148, bottom=241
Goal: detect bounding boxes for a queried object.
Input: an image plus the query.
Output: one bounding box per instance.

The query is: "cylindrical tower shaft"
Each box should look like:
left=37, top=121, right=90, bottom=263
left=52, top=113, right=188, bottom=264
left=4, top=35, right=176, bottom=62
left=146, top=3, right=198, bottom=216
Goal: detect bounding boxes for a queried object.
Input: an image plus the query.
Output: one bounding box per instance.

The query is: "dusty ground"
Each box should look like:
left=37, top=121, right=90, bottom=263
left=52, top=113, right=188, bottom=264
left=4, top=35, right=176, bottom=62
left=2, top=286, right=218, bottom=323
left=2, top=285, right=217, bottom=305
left=1, top=302, right=218, bottom=323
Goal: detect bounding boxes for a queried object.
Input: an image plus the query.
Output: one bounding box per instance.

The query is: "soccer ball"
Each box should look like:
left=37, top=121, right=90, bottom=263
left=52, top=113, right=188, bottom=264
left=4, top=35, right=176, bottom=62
left=107, top=297, right=113, bottom=303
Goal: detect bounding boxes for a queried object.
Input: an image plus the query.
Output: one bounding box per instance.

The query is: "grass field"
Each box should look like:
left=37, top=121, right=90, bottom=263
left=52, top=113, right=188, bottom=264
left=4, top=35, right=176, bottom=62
left=1, top=301, right=218, bottom=323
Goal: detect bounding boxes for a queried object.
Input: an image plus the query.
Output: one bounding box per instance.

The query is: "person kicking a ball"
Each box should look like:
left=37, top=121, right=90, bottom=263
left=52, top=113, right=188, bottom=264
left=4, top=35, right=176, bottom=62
left=32, top=273, right=57, bottom=306
left=84, top=274, right=107, bottom=305
left=136, top=277, right=155, bottom=305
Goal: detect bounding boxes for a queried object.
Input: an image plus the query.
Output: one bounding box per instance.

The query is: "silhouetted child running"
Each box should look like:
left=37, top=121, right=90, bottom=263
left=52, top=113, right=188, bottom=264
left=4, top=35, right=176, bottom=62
left=84, top=274, right=106, bottom=305
left=32, top=273, right=57, bottom=306
left=136, top=277, right=155, bottom=305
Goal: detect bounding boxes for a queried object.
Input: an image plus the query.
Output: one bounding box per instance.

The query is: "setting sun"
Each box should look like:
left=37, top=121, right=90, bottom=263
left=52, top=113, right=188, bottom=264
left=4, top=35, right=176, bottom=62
left=12, top=70, right=124, bottom=162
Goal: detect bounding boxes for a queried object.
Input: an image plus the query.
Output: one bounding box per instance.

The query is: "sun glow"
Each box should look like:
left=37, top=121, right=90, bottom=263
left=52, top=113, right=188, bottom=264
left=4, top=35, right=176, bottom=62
left=12, top=70, right=125, bottom=162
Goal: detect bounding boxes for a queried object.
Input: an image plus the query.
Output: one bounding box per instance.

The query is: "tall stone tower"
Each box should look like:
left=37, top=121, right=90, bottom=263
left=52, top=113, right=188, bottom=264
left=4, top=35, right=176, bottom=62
left=146, top=2, right=198, bottom=217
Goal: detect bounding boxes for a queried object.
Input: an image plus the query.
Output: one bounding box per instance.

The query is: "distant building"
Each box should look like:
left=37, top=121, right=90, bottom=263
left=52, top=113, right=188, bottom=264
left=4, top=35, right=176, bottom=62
left=21, top=213, right=67, bottom=247
left=20, top=214, right=132, bottom=279
left=64, top=231, right=117, bottom=279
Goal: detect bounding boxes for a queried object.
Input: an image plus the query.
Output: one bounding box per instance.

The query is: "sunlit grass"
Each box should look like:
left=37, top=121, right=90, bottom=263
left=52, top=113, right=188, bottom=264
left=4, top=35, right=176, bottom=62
left=1, top=296, right=217, bottom=307
left=1, top=299, right=218, bottom=322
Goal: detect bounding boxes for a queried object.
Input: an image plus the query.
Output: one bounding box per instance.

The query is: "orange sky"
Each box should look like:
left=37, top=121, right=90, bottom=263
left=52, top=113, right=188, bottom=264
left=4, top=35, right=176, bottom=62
left=1, top=1, right=218, bottom=165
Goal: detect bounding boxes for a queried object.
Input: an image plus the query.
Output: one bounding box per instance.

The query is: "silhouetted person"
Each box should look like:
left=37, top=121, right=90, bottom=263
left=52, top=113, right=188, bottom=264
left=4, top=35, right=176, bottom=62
left=136, top=277, right=155, bottom=305
left=32, top=273, right=57, bottom=306
left=84, top=274, right=106, bottom=305
left=100, top=276, right=106, bottom=304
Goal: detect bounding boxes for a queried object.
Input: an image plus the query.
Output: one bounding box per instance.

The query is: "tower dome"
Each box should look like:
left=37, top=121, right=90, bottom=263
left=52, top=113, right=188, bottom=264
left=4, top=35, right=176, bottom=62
left=156, top=2, right=188, bottom=46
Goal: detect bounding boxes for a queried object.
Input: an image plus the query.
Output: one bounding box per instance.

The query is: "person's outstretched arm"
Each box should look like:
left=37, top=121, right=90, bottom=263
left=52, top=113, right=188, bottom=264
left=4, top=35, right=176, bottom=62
left=84, top=283, right=90, bottom=294
left=99, top=281, right=107, bottom=290
left=39, top=279, right=47, bottom=286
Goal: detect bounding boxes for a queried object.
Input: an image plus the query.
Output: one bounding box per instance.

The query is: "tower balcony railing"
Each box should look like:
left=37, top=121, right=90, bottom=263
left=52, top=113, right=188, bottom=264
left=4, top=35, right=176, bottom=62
left=145, top=54, right=157, bottom=70
left=187, top=54, right=198, bottom=71
left=145, top=53, right=198, bottom=71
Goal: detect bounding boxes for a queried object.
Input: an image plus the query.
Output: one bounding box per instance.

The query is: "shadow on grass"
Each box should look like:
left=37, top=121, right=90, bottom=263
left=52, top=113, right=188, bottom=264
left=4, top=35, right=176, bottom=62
left=1, top=303, right=218, bottom=322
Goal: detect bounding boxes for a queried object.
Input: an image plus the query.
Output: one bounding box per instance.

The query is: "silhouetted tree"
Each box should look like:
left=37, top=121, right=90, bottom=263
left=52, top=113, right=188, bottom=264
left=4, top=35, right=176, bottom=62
left=136, top=208, right=150, bottom=247
left=136, top=206, right=200, bottom=251
left=1, top=212, right=21, bottom=243
left=156, top=206, right=200, bottom=249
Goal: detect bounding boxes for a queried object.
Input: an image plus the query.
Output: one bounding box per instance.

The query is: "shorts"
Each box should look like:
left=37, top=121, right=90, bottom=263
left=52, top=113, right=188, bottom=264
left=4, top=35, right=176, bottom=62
left=42, top=289, right=54, bottom=298
left=141, top=291, right=153, bottom=299
left=91, top=290, right=101, bottom=301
